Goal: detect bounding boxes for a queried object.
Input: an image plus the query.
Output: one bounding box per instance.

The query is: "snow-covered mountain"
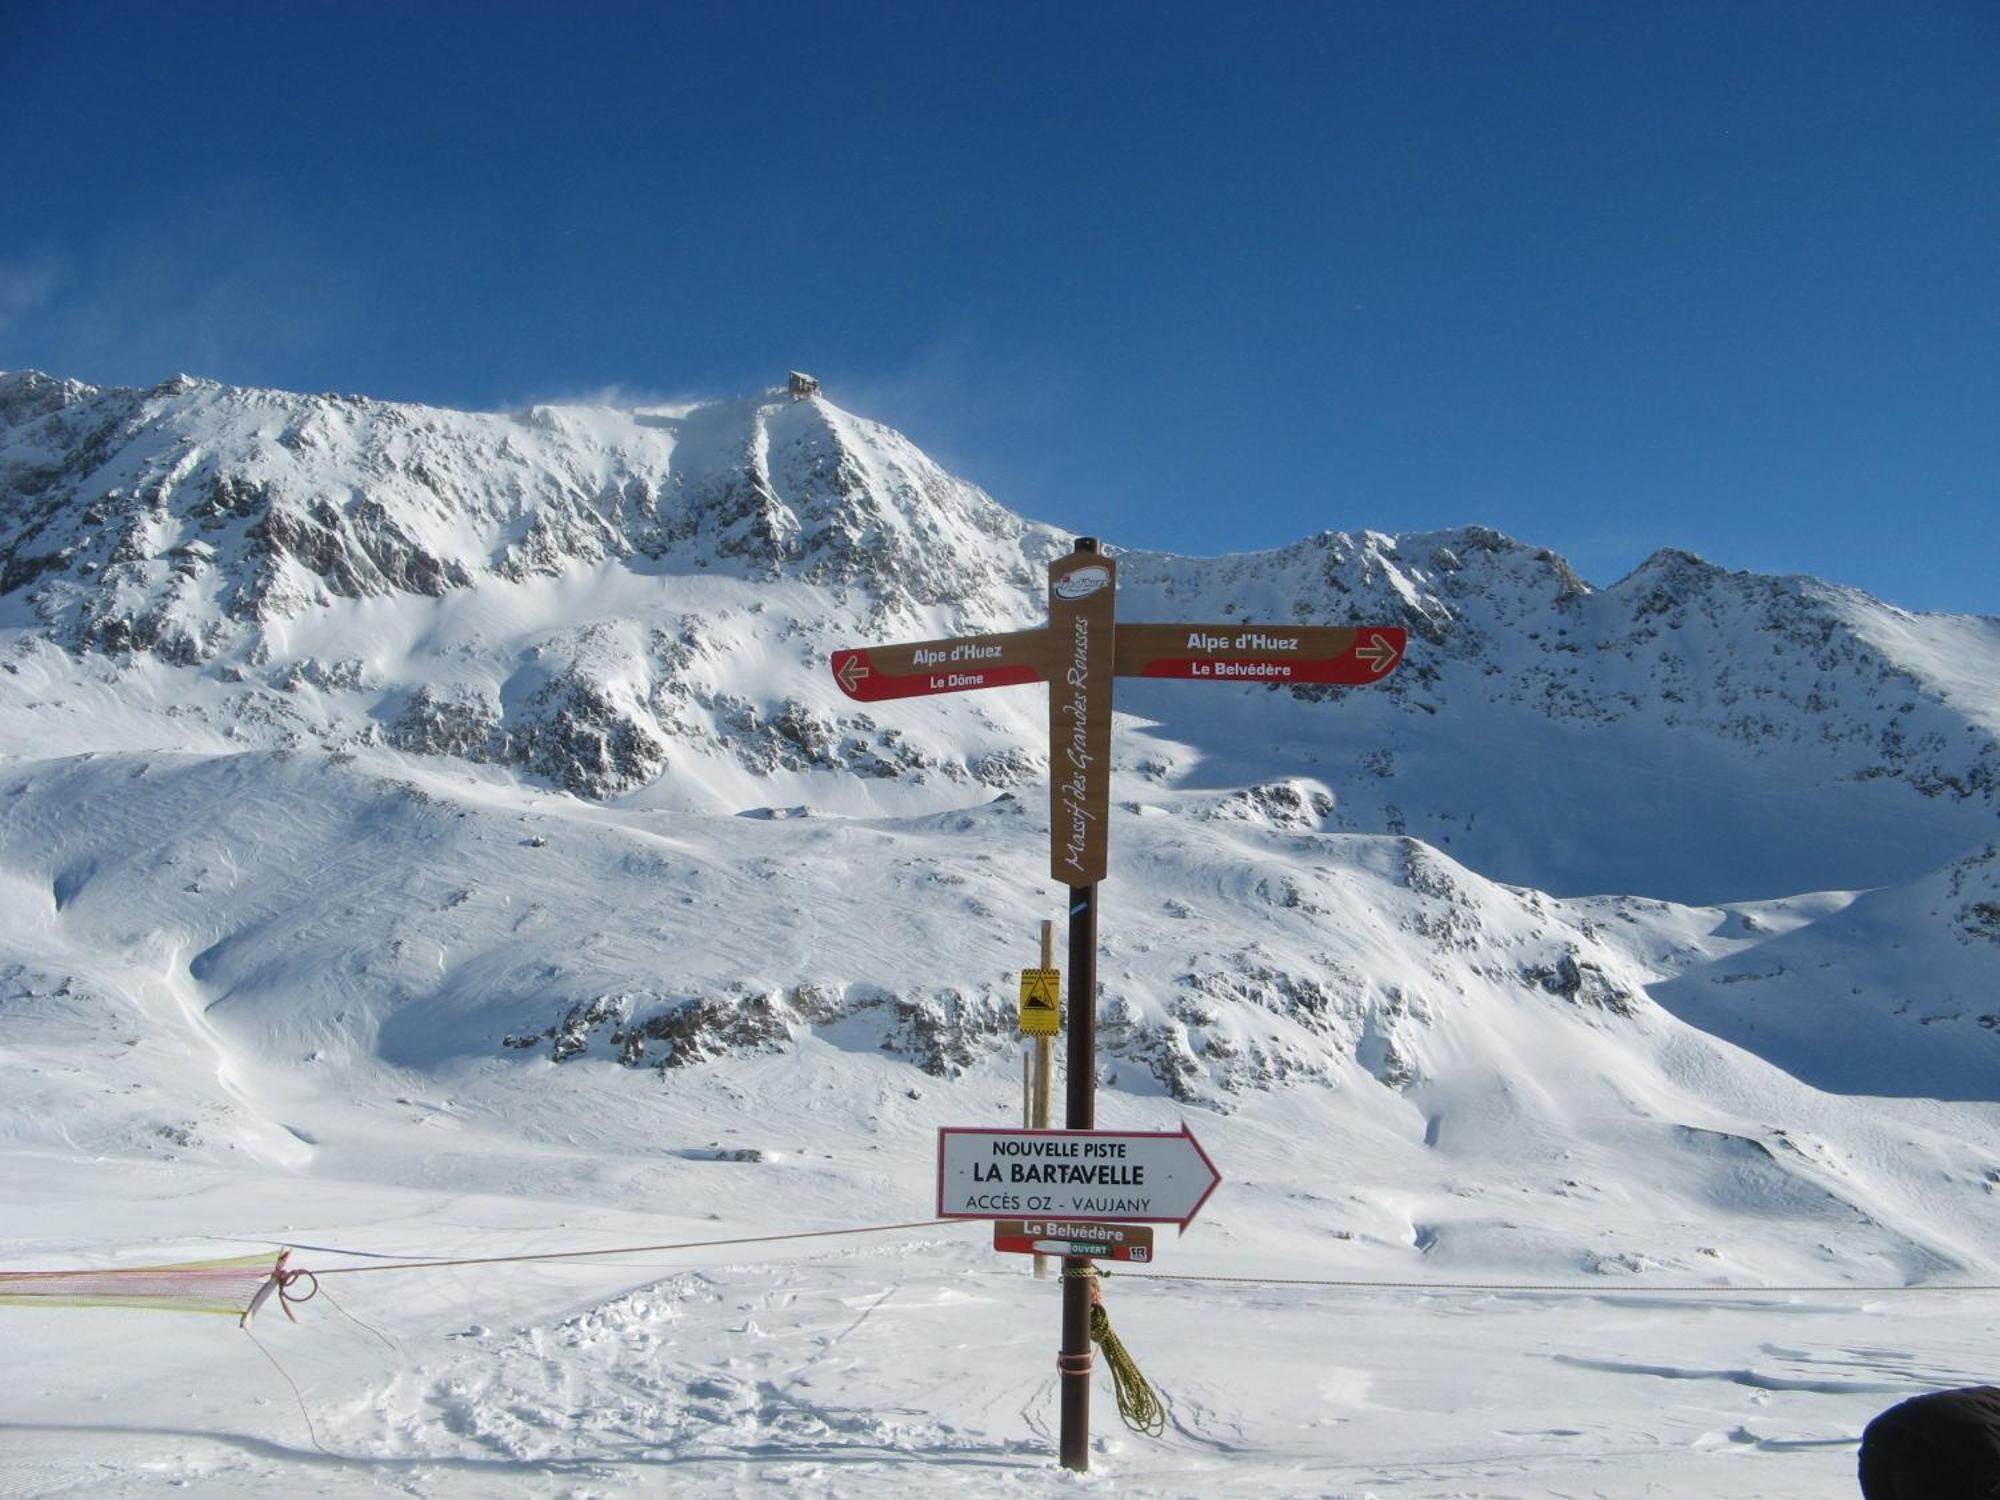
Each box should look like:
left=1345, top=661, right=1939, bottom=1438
left=4, top=368, right=1995, bottom=895
left=5, top=360, right=1998, bottom=1127
left=4, top=369, right=1999, bottom=1496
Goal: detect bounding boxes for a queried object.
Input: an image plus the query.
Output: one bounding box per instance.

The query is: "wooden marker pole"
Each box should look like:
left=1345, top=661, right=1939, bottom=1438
left=1032, top=917, right=1056, bottom=1280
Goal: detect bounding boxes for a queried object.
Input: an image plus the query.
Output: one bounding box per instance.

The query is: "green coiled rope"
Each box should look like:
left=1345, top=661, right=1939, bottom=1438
left=1066, top=1264, right=1165, bottom=1437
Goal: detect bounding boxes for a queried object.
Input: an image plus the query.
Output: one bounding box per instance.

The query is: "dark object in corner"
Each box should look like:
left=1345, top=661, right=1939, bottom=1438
left=1860, top=1386, right=2000, bottom=1498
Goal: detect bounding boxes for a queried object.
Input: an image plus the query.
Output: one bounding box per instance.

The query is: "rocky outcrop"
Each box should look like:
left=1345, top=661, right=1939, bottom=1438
left=502, top=980, right=1015, bottom=1078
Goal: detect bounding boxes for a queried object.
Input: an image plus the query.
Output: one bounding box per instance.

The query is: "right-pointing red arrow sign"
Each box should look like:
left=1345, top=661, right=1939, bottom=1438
left=1113, top=624, right=1406, bottom=685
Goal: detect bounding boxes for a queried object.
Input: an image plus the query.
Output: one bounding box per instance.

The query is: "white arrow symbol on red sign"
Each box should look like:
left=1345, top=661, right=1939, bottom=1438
left=837, top=655, right=870, bottom=694
left=1355, top=633, right=1400, bottom=674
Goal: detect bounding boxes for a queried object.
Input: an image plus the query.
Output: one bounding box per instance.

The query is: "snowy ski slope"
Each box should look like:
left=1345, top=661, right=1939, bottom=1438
left=2, top=370, right=1998, bottom=1495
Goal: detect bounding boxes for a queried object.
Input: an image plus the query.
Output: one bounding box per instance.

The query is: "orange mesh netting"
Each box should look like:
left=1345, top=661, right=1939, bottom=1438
left=0, top=1250, right=289, bottom=1320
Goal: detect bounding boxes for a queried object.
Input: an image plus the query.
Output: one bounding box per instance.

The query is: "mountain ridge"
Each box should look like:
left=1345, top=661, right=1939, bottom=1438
left=4, top=368, right=2000, bottom=1349
left=2, top=368, right=1995, bottom=908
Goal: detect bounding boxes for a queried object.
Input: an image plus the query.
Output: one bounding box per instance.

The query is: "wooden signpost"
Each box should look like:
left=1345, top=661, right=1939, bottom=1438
left=831, top=538, right=1408, bottom=1471
left=1046, top=551, right=1119, bottom=885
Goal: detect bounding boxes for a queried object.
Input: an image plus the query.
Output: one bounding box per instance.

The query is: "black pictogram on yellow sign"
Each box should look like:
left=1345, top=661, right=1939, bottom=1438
left=1018, top=968, right=1062, bottom=1036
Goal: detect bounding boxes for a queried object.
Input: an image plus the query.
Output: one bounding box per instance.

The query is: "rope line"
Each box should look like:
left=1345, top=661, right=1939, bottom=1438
left=303, top=1217, right=967, bottom=1278
left=0, top=1222, right=973, bottom=1326
left=19, top=1219, right=2000, bottom=1326
left=241, top=1323, right=334, bottom=1458
left=1093, top=1269, right=2000, bottom=1295
left=314, top=1279, right=400, bottom=1351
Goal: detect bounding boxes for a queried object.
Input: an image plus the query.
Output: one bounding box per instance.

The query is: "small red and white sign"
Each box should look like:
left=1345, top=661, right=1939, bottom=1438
left=993, top=1218, right=1155, bottom=1262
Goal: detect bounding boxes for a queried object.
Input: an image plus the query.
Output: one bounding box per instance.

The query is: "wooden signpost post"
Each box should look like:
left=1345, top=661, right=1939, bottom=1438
left=831, top=538, right=1407, bottom=1471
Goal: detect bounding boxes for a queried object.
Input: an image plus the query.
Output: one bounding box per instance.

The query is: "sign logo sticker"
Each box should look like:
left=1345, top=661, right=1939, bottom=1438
left=1052, top=565, right=1111, bottom=599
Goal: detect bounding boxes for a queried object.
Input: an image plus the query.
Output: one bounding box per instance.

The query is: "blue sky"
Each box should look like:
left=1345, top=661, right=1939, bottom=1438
left=2, top=1, right=1994, bottom=612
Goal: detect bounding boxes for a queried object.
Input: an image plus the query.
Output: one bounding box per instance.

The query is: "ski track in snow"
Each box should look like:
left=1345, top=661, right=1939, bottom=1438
left=4, top=1231, right=1985, bottom=1498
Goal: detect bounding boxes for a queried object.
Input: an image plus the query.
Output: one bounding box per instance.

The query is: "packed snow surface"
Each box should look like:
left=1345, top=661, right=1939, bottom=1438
left=2, top=370, right=1998, bottom=1496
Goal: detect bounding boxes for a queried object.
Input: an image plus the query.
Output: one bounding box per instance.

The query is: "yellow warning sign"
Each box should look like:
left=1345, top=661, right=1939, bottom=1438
left=1018, top=968, right=1062, bottom=1035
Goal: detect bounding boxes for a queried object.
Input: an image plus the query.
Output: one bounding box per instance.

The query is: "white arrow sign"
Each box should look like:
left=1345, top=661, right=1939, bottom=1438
left=936, top=1125, right=1221, bottom=1229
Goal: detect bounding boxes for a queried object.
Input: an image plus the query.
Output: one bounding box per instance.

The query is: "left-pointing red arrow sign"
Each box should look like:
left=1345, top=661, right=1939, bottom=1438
left=831, top=629, right=1051, bottom=702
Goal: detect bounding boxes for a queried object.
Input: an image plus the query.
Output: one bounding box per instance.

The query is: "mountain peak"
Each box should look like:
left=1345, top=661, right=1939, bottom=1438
left=1626, top=545, right=1722, bottom=581
left=0, top=370, right=1052, bottom=653
left=2, top=366, right=1994, bottom=854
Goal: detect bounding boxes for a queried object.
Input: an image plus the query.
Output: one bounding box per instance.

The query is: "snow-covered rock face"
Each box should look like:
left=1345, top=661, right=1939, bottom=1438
left=1122, top=525, right=2000, bottom=807
left=0, top=371, right=1040, bottom=630
left=5, top=367, right=1997, bottom=857
left=2, top=365, right=1998, bottom=1108
left=0, top=370, right=1063, bottom=796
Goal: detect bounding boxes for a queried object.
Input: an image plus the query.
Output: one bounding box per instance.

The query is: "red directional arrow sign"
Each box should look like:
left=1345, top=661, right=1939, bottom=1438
left=830, top=628, right=1051, bottom=702
left=1114, top=624, right=1406, bottom=684
left=936, top=1124, right=1221, bottom=1230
